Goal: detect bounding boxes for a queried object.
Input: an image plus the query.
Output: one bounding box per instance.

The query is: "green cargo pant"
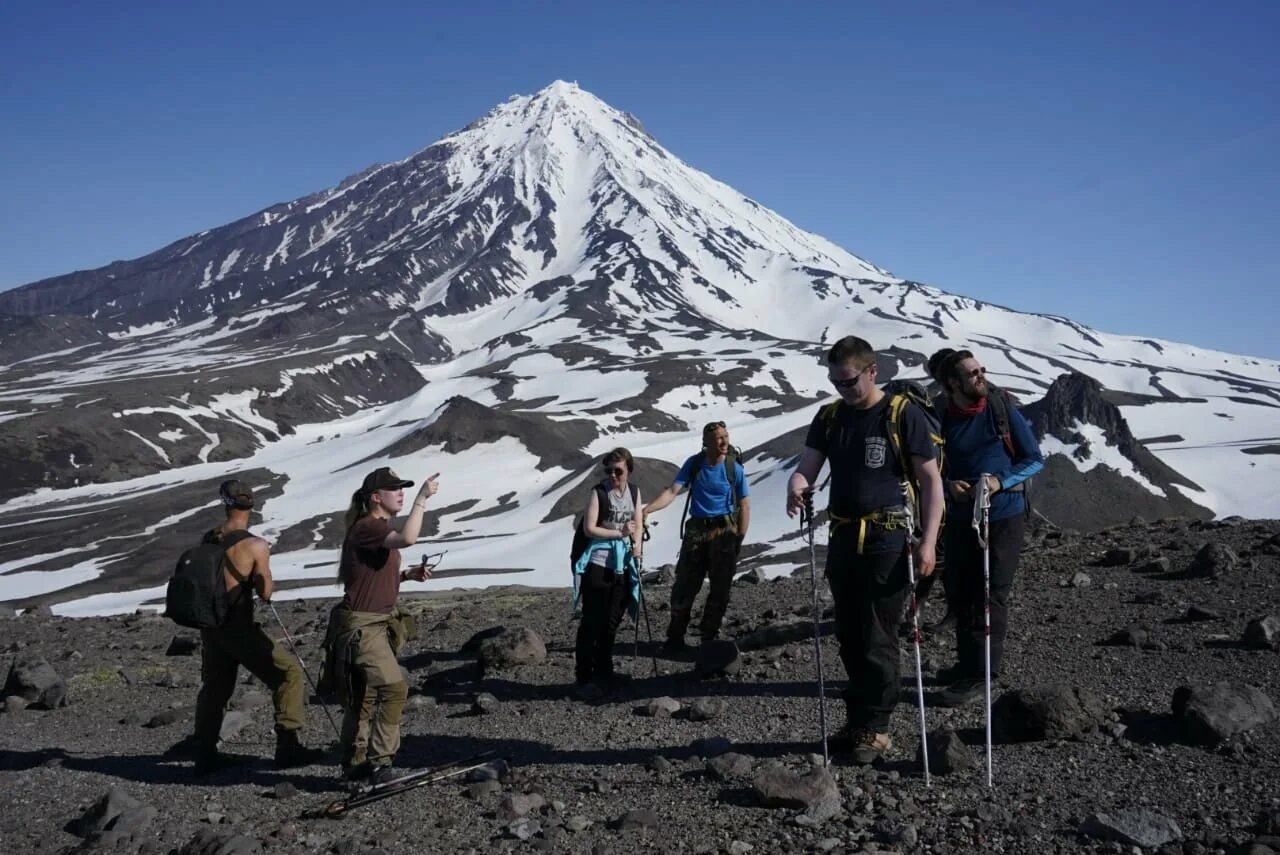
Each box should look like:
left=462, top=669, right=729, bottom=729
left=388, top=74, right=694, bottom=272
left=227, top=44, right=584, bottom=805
left=194, top=607, right=305, bottom=750
left=334, top=612, right=408, bottom=768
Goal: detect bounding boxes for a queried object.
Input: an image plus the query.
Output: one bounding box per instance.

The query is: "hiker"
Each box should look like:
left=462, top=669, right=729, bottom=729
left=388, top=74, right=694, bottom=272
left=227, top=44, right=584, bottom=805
left=191, top=479, right=325, bottom=773
left=643, top=420, right=751, bottom=652
left=328, top=466, right=439, bottom=787
left=786, top=336, right=943, bottom=764
left=934, top=349, right=1043, bottom=706
left=571, top=448, right=643, bottom=693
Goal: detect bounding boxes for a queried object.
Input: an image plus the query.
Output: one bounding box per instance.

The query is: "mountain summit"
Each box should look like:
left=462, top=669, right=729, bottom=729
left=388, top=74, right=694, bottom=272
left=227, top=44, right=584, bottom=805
left=1, top=82, right=1278, bottom=614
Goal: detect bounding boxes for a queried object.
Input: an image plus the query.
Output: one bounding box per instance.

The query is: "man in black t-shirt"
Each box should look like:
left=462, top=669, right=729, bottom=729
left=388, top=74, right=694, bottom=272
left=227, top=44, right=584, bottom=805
left=787, top=336, right=943, bottom=765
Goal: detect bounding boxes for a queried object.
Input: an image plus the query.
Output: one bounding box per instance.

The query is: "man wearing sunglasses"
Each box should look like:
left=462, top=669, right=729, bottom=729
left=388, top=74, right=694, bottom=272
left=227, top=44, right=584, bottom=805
left=934, top=349, right=1043, bottom=707
left=644, top=421, right=751, bottom=653
left=786, top=336, right=943, bottom=765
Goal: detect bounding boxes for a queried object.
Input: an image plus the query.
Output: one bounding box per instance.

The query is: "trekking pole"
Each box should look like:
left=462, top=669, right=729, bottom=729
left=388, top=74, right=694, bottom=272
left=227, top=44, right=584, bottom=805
left=268, top=601, right=342, bottom=744
left=636, top=525, right=658, bottom=677
left=800, top=490, right=829, bottom=766
left=972, top=475, right=994, bottom=788
left=901, top=483, right=931, bottom=788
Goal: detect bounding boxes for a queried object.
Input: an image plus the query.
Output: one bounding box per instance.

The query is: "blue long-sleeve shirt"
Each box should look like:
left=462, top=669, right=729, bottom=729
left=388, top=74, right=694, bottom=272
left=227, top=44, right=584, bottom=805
left=942, top=397, right=1044, bottom=522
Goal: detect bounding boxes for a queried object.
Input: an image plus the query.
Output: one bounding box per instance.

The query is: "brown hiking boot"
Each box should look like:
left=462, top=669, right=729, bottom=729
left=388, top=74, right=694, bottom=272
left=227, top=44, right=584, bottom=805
left=850, top=729, right=892, bottom=765
left=273, top=729, right=326, bottom=768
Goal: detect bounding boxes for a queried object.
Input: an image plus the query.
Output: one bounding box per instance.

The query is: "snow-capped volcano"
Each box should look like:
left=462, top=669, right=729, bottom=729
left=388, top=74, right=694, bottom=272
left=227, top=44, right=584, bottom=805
left=2, top=81, right=1278, bottom=615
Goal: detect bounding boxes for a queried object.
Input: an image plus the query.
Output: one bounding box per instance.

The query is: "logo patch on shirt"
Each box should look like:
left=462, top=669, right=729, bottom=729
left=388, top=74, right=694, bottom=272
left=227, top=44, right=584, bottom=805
left=865, top=437, right=887, bottom=469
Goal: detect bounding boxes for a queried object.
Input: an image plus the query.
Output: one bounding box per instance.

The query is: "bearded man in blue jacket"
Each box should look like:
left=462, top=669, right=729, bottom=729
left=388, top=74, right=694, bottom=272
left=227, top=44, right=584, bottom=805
left=936, top=349, right=1044, bottom=707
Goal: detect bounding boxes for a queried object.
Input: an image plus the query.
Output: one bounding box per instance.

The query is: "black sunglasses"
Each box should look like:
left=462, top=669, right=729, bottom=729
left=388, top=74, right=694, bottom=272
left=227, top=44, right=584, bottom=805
left=962, top=366, right=987, bottom=380
left=830, top=363, right=871, bottom=389
left=603, top=466, right=626, bottom=477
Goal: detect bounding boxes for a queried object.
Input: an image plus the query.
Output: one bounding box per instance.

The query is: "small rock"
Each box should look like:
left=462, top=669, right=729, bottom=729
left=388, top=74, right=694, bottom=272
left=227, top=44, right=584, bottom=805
left=728, top=842, right=753, bottom=854
left=735, top=618, right=814, bottom=652
left=1189, top=543, right=1238, bottom=578
left=497, top=792, right=546, bottom=821
left=688, top=697, right=727, bottom=722
left=1172, top=681, right=1277, bottom=745
left=466, top=780, right=501, bottom=799
left=2, top=654, right=69, bottom=709
left=1135, top=557, right=1171, bottom=574
left=4, top=695, right=28, bottom=713
left=1185, top=605, right=1221, bottom=622
left=1070, top=572, right=1092, bottom=588
left=477, top=627, right=547, bottom=670
left=736, top=568, right=765, bottom=585
left=1101, top=548, right=1136, bottom=567
left=507, top=817, right=541, bottom=840
left=1103, top=626, right=1150, bottom=647
left=918, top=728, right=979, bottom=774
left=23, top=604, right=53, bottom=618
left=1243, top=616, right=1280, bottom=650
left=472, top=692, right=500, bottom=715
left=406, top=694, right=438, bottom=711
left=144, top=707, right=192, bottom=728
left=695, top=640, right=741, bottom=678
left=565, top=815, right=592, bottom=833
left=1081, top=808, right=1183, bottom=848
left=218, top=710, right=249, bottom=742
left=646, top=755, right=673, bottom=773
left=644, top=697, right=681, bottom=717
left=706, top=752, right=754, bottom=781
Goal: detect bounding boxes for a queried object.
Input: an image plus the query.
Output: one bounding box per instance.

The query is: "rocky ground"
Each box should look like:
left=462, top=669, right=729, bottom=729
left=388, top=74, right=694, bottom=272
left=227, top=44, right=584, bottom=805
left=2, top=515, right=1279, bottom=855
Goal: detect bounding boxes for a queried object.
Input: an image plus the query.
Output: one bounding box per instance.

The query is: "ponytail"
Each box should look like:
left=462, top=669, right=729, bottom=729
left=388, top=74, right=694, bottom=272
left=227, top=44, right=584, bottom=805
left=338, top=489, right=368, bottom=585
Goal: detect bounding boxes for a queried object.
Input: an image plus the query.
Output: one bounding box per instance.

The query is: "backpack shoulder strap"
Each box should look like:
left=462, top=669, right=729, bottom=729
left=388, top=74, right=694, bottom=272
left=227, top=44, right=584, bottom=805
left=885, top=394, right=910, bottom=478
left=724, top=449, right=741, bottom=510
left=820, top=400, right=842, bottom=441
left=592, top=484, right=609, bottom=528
left=987, top=390, right=1017, bottom=457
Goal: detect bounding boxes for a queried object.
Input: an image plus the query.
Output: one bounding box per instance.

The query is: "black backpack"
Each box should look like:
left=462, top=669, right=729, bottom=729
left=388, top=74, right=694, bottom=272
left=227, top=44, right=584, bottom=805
left=570, top=483, right=639, bottom=568
left=981, top=384, right=1033, bottom=511
left=679, top=446, right=743, bottom=537
left=165, top=529, right=255, bottom=629
left=821, top=380, right=945, bottom=516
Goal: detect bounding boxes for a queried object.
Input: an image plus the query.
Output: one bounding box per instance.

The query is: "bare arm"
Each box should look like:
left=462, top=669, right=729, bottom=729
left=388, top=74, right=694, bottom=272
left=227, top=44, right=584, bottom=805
left=736, top=496, right=751, bottom=539
left=911, top=455, right=944, bottom=577
left=642, top=483, right=686, bottom=515
left=632, top=488, right=644, bottom=558
left=385, top=475, right=439, bottom=549
left=249, top=538, right=274, bottom=602
left=786, top=447, right=826, bottom=517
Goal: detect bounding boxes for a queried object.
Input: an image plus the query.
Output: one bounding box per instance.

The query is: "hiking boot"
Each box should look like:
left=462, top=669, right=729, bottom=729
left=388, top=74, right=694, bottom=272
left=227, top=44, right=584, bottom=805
left=850, top=729, right=892, bottom=765
left=926, top=609, right=957, bottom=632
left=273, top=729, right=327, bottom=768
left=369, top=764, right=412, bottom=788
left=829, top=721, right=862, bottom=751
left=574, top=683, right=605, bottom=704
left=938, top=678, right=985, bottom=708
left=343, top=760, right=373, bottom=782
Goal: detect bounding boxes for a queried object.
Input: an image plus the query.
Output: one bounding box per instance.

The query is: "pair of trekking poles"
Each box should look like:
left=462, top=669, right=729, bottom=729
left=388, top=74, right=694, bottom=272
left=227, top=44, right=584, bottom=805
left=799, top=476, right=994, bottom=787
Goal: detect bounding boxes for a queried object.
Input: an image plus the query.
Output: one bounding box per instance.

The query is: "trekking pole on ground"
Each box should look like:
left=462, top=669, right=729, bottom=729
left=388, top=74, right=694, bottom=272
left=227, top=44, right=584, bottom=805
left=636, top=525, right=658, bottom=677
left=972, top=476, right=994, bottom=788
left=800, top=490, right=829, bottom=766
left=268, top=601, right=342, bottom=744
left=901, top=483, right=931, bottom=787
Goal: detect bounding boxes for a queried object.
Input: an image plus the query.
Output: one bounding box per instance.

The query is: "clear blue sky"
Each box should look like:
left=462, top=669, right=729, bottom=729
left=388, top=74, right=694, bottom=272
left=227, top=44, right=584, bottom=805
left=3, top=1, right=1277, bottom=358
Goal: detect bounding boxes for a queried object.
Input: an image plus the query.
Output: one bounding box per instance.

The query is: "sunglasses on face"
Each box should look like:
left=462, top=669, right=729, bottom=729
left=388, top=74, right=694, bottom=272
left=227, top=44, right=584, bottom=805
left=962, top=366, right=987, bottom=380
left=603, top=466, right=626, bottom=477
left=830, top=364, right=871, bottom=390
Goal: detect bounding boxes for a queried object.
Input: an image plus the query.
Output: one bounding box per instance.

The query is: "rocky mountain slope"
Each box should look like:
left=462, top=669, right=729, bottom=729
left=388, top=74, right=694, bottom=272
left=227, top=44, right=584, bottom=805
left=1, top=516, right=1278, bottom=854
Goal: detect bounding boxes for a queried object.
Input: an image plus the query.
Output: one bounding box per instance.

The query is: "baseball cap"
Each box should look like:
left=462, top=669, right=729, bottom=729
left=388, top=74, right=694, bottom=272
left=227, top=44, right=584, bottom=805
left=219, top=479, right=255, bottom=510
left=361, top=467, right=415, bottom=494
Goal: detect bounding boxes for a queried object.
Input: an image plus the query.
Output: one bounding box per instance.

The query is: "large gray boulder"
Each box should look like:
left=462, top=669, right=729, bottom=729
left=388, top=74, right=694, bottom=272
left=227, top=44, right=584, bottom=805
left=1243, top=616, right=1280, bottom=650
left=2, top=654, right=69, bottom=709
left=751, top=764, right=841, bottom=821
left=991, top=685, right=1107, bottom=742
left=476, top=627, right=547, bottom=670
left=1172, top=682, right=1276, bottom=745
left=1080, top=809, right=1182, bottom=848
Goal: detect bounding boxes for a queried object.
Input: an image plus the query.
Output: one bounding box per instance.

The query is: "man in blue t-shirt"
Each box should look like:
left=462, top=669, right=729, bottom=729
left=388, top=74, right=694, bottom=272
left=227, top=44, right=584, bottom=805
left=643, top=421, right=752, bottom=652
left=935, top=348, right=1043, bottom=707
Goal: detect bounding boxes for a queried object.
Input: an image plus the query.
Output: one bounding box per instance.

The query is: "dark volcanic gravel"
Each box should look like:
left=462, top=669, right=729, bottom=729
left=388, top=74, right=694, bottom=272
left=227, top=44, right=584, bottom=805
left=2, top=516, right=1278, bottom=854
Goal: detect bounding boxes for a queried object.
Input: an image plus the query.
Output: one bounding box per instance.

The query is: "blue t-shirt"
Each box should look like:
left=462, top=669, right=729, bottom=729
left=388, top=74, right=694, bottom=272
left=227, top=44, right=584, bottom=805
left=675, top=454, right=749, bottom=518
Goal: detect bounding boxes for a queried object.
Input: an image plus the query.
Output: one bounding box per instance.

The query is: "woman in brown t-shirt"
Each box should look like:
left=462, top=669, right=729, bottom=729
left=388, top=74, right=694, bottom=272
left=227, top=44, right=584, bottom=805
left=332, top=466, right=439, bottom=787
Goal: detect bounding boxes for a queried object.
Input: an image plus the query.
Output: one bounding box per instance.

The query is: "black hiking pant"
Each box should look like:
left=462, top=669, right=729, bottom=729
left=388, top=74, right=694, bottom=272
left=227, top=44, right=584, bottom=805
left=575, top=564, right=629, bottom=684
left=667, top=524, right=739, bottom=642
left=944, top=512, right=1025, bottom=679
left=825, top=523, right=910, bottom=732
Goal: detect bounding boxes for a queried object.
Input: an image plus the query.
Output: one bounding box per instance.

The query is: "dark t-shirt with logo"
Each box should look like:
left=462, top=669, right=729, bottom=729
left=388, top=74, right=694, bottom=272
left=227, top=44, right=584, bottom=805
left=804, top=396, right=936, bottom=517
left=339, top=516, right=401, bottom=614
